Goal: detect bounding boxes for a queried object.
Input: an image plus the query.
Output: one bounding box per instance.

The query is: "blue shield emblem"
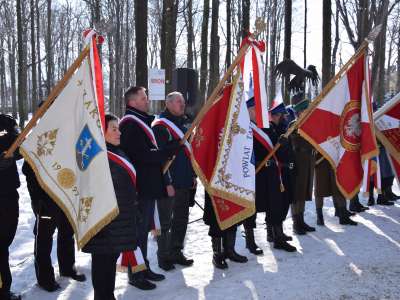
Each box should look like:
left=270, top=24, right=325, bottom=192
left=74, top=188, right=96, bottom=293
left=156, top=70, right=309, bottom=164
left=75, top=124, right=102, bottom=171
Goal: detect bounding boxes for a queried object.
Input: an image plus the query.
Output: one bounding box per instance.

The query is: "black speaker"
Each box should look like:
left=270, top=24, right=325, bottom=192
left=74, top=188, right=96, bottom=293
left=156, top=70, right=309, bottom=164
left=172, top=68, right=198, bottom=107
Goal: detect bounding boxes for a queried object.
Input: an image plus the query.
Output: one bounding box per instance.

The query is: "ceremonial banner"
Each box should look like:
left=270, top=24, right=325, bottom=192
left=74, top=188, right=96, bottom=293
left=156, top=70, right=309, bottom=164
left=298, top=52, right=378, bottom=198
left=191, top=71, right=255, bottom=229
left=241, top=39, right=269, bottom=128
left=20, top=42, right=118, bottom=249
left=374, top=92, right=400, bottom=184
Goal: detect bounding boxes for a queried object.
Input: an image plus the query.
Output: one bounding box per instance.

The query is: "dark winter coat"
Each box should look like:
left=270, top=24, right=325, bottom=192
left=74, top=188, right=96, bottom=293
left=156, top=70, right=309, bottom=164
left=152, top=110, right=195, bottom=189
left=83, top=144, right=138, bottom=254
left=290, top=126, right=315, bottom=203
left=119, top=106, right=172, bottom=200
left=22, top=161, right=54, bottom=215
left=0, top=114, right=20, bottom=196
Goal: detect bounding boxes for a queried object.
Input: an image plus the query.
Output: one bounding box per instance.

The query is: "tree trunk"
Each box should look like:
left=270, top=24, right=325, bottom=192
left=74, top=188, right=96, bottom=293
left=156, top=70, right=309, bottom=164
left=0, top=41, right=6, bottom=113
left=242, top=0, right=250, bottom=38
left=303, top=0, right=307, bottom=68
left=199, top=0, right=210, bottom=101
left=187, top=0, right=194, bottom=69
left=135, top=0, right=148, bottom=88
left=269, top=0, right=278, bottom=104
left=283, top=0, right=292, bottom=103
left=397, top=27, right=400, bottom=91
left=30, top=0, right=38, bottom=111
left=208, top=0, right=219, bottom=96
left=225, top=0, right=231, bottom=70
left=36, top=0, right=43, bottom=101
left=124, top=0, right=130, bottom=89
left=373, top=0, right=389, bottom=105
left=322, top=0, right=332, bottom=88
left=17, top=0, right=28, bottom=127
left=7, top=35, right=17, bottom=119
left=161, top=0, right=177, bottom=94
left=114, top=0, right=123, bottom=114
left=45, top=0, right=54, bottom=96
left=331, top=4, right=340, bottom=75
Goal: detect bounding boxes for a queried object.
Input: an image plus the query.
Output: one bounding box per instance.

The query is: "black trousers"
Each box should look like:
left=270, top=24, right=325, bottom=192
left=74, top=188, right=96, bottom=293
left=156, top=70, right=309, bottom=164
left=92, top=253, right=119, bottom=300
left=157, top=189, right=190, bottom=261
left=243, top=213, right=257, bottom=229
left=29, top=189, right=75, bottom=285
left=129, top=196, right=155, bottom=280
left=0, top=192, right=19, bottom=297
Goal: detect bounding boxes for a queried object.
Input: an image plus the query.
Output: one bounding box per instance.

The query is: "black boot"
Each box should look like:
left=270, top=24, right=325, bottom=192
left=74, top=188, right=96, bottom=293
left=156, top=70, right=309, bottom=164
left=386, top=187, right=400, bottom=201
left=368, top=195, right=375, bottom=206
left=367, top=183, right=375, bottom=206
left=377, top=193, right=394, bottom=206
left=316, top=208, right=325, bottom=226
left=266, top=224, right=274, bottom=242
left=272, top=225, right=297, bottom=252
left=0, top=291, right=22, bottom=300
left=300, top=214, right=316, bottom=232
left=223, top=230, right=248, bottom=263
left=245, top=228, right=263, bottom=255
left=211, top=237, right=228, bottom=269
left=349, top=195, right=368, bottom=212
left=292, top=214, right=306, bottom=235
left=338, top=207, right=358, bottom=225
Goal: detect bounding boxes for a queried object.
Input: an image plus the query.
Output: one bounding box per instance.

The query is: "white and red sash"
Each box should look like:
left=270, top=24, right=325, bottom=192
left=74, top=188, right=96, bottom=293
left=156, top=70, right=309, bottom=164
left=107, top=151, right=137, bottom=187
left=152, top=117, right=192, bottom=159
left=116, top=247, right=146, bottom=273
left=120, top=113, right=158, bottom=148
left=250, top=123, right=284, bottom=191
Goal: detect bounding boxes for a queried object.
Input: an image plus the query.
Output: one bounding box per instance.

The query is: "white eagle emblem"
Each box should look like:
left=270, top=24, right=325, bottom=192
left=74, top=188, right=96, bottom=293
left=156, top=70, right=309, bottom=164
left=344, top=113, right=361, bottom=138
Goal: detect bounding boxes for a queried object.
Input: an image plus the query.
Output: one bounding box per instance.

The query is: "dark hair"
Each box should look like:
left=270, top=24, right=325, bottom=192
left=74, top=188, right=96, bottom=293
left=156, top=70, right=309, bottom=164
left=105, top=114, right=118, bottom=130
left=124, top=86, right=146, bottom=105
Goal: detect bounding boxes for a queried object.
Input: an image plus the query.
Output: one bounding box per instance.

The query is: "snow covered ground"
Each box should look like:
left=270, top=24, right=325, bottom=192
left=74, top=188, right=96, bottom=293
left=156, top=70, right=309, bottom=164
left=9, top=161, right=400, bottom=300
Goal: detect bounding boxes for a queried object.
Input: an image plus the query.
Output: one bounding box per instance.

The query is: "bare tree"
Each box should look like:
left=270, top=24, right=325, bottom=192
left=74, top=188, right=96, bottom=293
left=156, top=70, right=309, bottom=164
left=17, top=0, right=28, bottom=127
left=199, top=0, right=209, bottom=100
left=322, top=0, right=332, bottom=88
left=208, top=0, right=219, bottom=96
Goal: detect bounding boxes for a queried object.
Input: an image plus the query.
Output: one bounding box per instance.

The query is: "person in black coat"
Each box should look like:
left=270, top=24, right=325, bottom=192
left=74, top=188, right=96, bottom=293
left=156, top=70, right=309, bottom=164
left=82, top=114, right=138, bottom=300
left=152, top=92, right=195, bottom=271
left=259, top=103, right=297, bottom=252
left=0, top=114, right=21, bottom=300
left=119, top=86, right=180, bottom=290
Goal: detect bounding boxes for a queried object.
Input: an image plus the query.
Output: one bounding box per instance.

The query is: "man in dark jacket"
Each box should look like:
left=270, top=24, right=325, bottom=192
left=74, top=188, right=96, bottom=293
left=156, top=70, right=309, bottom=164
left=152, top=92, right=195, bottom=271
left=0, top=114, right=21, bottom=300
left=22, top=162, right=86, bottom=292
left=119, top=86, right=180, bottom=290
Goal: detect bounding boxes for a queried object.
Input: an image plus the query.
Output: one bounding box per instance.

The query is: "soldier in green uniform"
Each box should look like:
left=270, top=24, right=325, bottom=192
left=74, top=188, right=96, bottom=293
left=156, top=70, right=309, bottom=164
left=289, top=96, right=316, bottom=235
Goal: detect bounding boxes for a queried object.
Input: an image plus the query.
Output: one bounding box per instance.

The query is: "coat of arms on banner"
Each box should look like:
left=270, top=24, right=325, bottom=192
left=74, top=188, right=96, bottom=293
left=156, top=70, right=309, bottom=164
left=75, top=124, right=102, bottom=171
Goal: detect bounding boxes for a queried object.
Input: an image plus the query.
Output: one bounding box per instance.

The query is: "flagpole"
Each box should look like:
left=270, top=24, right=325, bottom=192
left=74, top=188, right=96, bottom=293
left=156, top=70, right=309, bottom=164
left=256, top=38, right=374, bottom=174
left=5, top=47, right=90, bottom=158
left=162, top=39, right=252, bottom=174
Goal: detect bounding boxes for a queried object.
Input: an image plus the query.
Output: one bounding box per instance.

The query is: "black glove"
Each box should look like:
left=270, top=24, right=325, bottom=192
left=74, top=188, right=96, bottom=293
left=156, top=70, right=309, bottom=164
left=163, top=140, right=182, bottom=157
left=278, top=135, right=289, bottom=147
left=0, top=153, right=14, bottom=171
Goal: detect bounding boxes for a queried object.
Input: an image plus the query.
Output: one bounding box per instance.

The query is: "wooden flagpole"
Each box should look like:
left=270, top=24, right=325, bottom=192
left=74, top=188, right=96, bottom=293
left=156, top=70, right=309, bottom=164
left=255, top=26, right=382, bottom=174
left=5, top=46, right=90, bottom=158
left=162, top=39, right=252, bottom=174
